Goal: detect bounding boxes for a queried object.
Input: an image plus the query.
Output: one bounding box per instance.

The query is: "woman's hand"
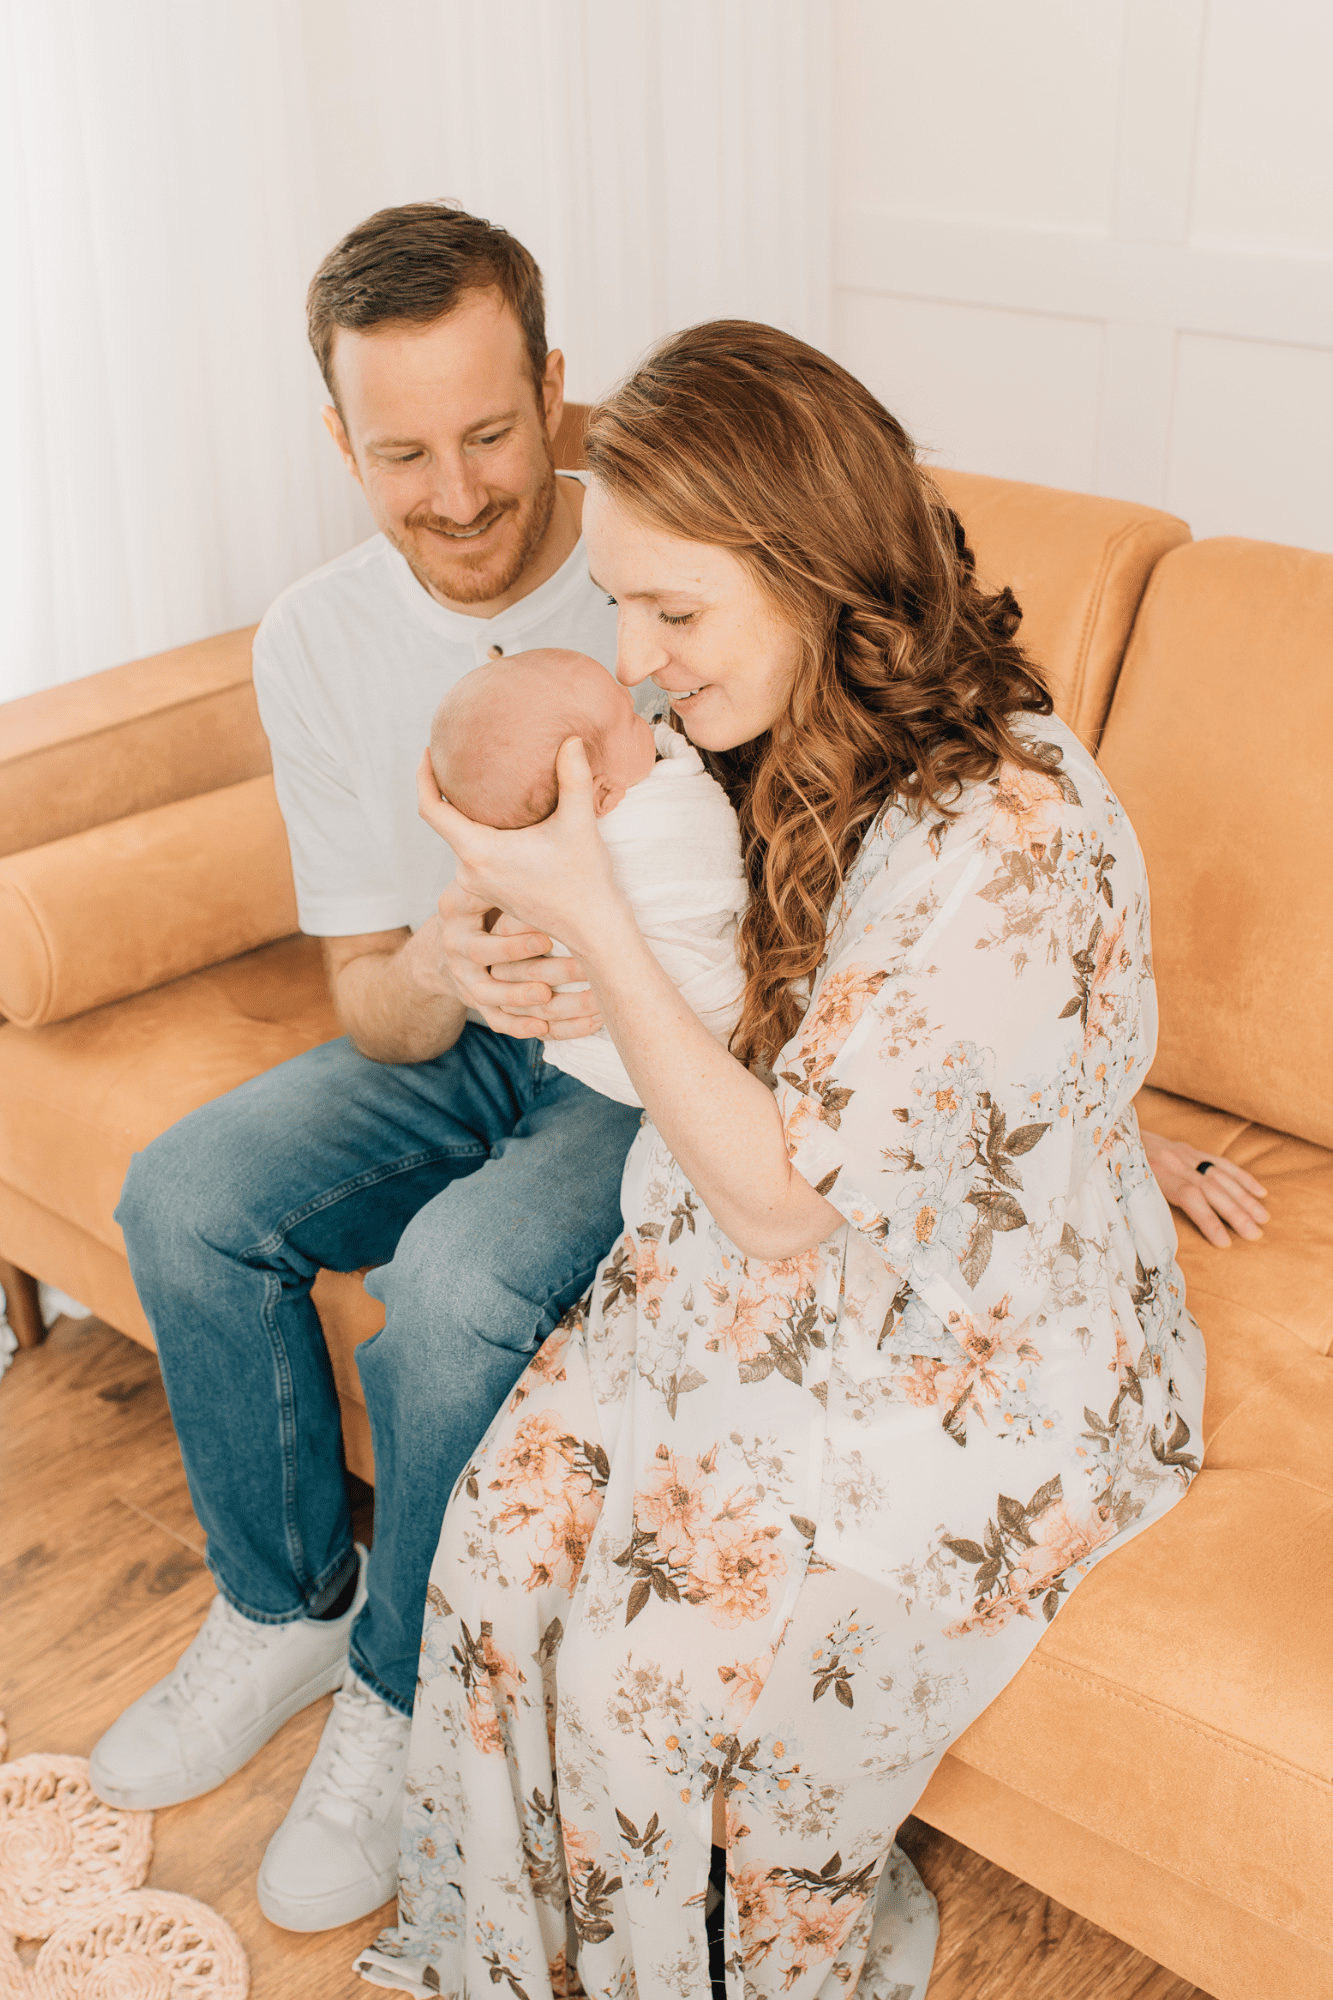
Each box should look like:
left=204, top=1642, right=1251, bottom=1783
left=418, top=739, right=624, bottom=952
left=1140, top=1128, right=1269, bottom=1248
left=419, top=740, right=631, bottom=1039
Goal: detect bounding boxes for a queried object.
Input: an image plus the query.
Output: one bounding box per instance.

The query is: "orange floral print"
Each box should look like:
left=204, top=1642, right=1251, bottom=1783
left=635, top=1235, right=677, bottom=1323
left=986, top=763, right=1067, bottom=854
left=637, top=1445, right=718, bottom=1563
left=491, top=1408, right=577, bottom=1509
left=369, top=716, right=1205, bottom=2000
left=690, top=1497, right=787, bottom=1630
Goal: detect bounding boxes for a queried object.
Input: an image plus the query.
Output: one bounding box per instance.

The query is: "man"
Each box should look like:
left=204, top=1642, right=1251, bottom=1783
left=90, top=202, right=646, bottom=1933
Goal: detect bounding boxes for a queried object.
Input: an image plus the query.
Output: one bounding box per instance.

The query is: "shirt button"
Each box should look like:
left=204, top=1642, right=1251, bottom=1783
left=487, top=644, right=504, bottom=660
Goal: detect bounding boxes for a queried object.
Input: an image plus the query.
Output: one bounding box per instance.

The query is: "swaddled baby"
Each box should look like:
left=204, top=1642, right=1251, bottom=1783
left=430, top=650, right=746, bottom=1108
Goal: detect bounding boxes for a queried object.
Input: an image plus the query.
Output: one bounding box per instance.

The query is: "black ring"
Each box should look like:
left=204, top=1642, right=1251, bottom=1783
left=1196, top=1160, right=1213, bottom=1176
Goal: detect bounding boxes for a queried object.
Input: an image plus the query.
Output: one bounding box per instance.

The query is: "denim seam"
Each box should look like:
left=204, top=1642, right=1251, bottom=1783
left=231, top=1146, right=491, bottom=1610
left=241, top=1144, right=489, bottom=1262
left=259, top=1263, right=313, bottom=1592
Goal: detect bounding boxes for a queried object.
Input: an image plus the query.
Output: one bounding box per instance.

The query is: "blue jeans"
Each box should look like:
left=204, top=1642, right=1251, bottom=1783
left=115, top=1026, right=641, bottom=1715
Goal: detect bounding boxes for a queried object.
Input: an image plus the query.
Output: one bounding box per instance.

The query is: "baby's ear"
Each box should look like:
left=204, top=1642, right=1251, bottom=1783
left=593, top=777, right=626, bottom=818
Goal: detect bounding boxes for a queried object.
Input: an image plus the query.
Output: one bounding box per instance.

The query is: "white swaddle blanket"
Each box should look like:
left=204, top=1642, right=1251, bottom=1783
left=542, top=724, right=746, bottom=1107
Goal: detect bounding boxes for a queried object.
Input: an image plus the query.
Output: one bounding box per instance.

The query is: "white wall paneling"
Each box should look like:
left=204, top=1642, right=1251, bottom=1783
left=831, top=0, right=1333, bottom=552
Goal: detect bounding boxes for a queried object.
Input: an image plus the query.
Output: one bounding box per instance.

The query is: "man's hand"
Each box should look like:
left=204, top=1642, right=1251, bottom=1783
left=435, top=884, right=604, bottom=1042
left=1141, top=1127, right=1269, bottom=1248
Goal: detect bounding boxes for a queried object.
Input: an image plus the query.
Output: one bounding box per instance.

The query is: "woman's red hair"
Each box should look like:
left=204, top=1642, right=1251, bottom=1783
left=584, top=321, right=1054, bottom=1068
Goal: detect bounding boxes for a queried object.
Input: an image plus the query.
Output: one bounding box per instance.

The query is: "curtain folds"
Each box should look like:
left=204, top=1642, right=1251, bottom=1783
left=0, top=0, right=831, bottom=702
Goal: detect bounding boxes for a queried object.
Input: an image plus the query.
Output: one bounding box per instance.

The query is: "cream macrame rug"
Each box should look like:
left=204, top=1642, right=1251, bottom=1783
left=0, top=1716, right=249, bottom=1999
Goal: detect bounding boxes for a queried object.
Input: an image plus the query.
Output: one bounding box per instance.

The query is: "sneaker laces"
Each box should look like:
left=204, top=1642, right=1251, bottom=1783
left=304, top=1675, right=408, bottom=1820
left=168, top=1593, right=275, bottom=1720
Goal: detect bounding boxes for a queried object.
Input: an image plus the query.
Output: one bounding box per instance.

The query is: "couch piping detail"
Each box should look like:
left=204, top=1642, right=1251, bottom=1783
left=1186, top=1280, right=1333, bottom=1361
left=0, top=871, right=55, bottom=1026
left=997, top=1653, right=1332, bottom=1791
left=943, top=1752, right=1333, bottom=1952
left=0, top=674, right=258, bottom=767
left=1071, top=518, right=1139, bottom=711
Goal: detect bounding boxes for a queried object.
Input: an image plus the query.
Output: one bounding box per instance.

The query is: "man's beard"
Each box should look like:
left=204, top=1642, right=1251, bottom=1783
left=391, top=451, right=558, bottom=608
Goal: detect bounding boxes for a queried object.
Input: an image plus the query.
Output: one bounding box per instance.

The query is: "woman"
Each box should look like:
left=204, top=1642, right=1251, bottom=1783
left=358, top=324, right=1206, bottom=2000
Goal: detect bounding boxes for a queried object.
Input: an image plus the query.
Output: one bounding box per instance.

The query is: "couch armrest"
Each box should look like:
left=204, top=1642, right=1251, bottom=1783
left=0, top=626, right=269, bottom=860
left=0, top=777, right=300, bottom=1027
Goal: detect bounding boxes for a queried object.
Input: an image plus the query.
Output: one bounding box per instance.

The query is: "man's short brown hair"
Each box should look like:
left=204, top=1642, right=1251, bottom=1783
left=307, top=200, right=548, bottom=413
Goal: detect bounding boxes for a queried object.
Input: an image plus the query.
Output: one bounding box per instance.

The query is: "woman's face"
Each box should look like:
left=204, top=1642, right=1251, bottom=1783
left=583, top=481, right=802, bottom=752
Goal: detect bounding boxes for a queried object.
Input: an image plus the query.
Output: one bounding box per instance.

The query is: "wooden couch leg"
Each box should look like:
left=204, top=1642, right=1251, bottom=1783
left=0, top=1258, right=46, bottom=1349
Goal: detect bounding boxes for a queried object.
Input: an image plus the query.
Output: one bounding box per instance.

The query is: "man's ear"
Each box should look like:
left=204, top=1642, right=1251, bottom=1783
left=592, top=775, right=626, bottom=818
left=321, top=404, right=363, bottom=485
left=542, top=348, right=566, bottom=444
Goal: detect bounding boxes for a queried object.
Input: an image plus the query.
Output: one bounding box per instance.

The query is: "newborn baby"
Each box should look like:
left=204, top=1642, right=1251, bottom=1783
left=430, top=649, right=746, bottom=1107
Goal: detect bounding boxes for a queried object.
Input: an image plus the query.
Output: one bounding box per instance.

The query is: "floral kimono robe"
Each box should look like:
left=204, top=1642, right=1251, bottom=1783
left=358, top=716, right=1205, bottom=2000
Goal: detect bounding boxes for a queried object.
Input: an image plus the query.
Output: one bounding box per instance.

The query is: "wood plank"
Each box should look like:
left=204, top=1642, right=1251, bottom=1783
left=1, top=1319, right=1211, bottom=1999
left=897, top=1817, right=1212, bottom=2000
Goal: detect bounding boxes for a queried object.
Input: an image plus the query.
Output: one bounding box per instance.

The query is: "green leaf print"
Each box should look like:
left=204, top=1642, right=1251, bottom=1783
left=612, top=1523, right=690, bottom=1626
left=768, top=1851, right=880, bottom=1906
left=600, top=1241, right=637, bottom=1311
left=569, top=1860, right=623, bottom=1945
left=1150, top=1411, right=1200, bottom=1474
left=944, top=1475, right=1085, bottom=1626
left=480, top=1949, right=532, bottom=2000
left=668, top=1192, right=698, bottom=1243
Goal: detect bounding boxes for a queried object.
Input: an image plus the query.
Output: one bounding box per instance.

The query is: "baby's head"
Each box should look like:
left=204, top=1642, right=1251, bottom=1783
left=430, top=649, right=657, bottom=828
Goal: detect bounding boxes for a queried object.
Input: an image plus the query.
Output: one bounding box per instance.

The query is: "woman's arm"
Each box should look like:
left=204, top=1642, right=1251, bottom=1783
left=417, top=743, right=842, bottom=1261
left=583, top=897, right=843, bottom=1258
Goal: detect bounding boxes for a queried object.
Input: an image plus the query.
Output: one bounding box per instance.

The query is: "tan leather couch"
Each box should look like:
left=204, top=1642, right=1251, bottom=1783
left=1, top=415, right=1328, bottom=1999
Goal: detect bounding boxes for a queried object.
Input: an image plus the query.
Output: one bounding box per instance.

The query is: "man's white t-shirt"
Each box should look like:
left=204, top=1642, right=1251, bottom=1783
left=252, top=473, right=626, bottom=938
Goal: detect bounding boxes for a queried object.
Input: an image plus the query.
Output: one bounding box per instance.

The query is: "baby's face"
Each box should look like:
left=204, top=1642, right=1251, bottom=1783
left=578, top=662, right=658, bottom=815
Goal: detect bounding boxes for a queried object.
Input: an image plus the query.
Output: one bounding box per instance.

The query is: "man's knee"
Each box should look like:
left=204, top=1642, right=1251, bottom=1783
left=363, top=1199, right=563, bottom=1373
left=116, top=1095, right=267, bottom=1269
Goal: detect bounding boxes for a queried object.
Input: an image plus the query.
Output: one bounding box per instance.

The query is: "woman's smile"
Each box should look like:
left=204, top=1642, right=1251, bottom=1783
left=583, top=480, right=802, bottom=753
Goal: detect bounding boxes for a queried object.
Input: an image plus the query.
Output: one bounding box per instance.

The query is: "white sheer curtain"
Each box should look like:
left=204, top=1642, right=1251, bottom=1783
left=0, top=0, right=831, bottom=702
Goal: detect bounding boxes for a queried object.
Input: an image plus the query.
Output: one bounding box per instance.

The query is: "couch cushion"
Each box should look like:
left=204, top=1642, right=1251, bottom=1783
left=1099, top=537, right=1333, bottom=1150
left=0, top=778, right=298, bottom=1029
left=923, top=1083, right=1333, bottom=1966
left=0, top=935, right=338, bottom=1255
left=0, top=627, right=269, bottom=858
left=931, top=469, right=1189, bottom=749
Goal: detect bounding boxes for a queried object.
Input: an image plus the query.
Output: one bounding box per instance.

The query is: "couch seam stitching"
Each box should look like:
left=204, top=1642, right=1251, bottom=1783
left=1185, top=1282, right=1333, bottom=1344
left=1072, top=516, right=1181, bottom=740
left=944, top=1750, right=1333, bottom=1947
left=0, top=674, right=260, bottom=769
left=0, top=872, right=56, bottom=1025
left=1022, top=1655, right=1332, bottom=1789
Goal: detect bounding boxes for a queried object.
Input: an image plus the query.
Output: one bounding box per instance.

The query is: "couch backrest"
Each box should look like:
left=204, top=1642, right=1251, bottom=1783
left=0, top=627, right=269, bottom=859
left=931, top=470, right=1189, bottom=749
left=1098, top=536, right=1333, bottom=1150
left=0, top=413, right=604, bottom=862
left=557, top=404, right=1187, bottom=750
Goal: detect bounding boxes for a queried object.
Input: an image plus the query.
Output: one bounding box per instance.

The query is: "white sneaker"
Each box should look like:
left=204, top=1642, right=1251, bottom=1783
left=89, top=1547, right=368, bottom=1810
left=257, top=1668, right=410, bottom=1931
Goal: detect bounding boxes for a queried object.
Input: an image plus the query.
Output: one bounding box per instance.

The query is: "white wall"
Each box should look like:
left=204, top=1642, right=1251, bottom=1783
left=6, top=0, right=1332, bottom=702
left=1, top=0, right=829, bottom=698
left=830, top=0, right=1333, bottom=551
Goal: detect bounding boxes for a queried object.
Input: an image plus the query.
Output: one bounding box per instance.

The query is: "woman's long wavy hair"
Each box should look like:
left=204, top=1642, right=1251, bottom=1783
left=583, top=321, right=1055, bottom=1070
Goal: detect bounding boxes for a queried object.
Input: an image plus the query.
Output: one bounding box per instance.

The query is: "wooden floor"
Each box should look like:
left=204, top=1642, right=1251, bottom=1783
left=1, top=1317, right=1213, bottom=2000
